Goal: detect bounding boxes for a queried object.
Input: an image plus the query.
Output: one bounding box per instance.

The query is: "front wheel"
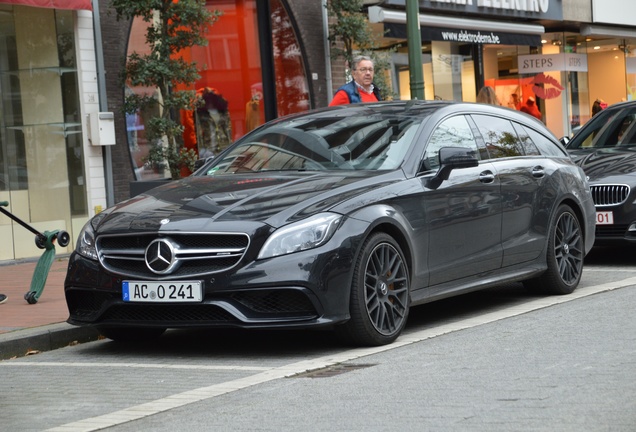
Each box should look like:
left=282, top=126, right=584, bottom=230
left=524, top=204, right=584, bottom=295
left=337, top=232, right=410, bottom=346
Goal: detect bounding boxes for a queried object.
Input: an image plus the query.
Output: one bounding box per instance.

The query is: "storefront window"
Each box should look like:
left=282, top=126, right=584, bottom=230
left=429, top=41, right=475, bottom=102
left=626, top=41, right=636, bottom=101
left=270, top=0, right=309, bottom=116
left=0, top=5, right=83, bottom=260
left=127, top=0, right=310, bottom=181
left=539, top=32, right=631, bottom=137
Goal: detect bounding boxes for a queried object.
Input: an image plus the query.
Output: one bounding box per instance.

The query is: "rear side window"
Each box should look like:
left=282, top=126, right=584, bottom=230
left=512, top=123, right=541, bottom=156
left=471, top=115, right=523, bottom=158
left=520, top=125, right=567, bottom=157
left=424, top=115, right=480, bottom=170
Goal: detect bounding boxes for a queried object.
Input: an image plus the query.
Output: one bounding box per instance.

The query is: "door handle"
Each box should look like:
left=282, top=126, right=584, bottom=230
left=479, top=171, right=495, bottom=183
left=532, top=166, right=545, bottom=178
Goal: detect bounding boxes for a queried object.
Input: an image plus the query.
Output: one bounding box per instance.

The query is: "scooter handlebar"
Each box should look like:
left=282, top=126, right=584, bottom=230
left=0, top=201, right=8, bottom=207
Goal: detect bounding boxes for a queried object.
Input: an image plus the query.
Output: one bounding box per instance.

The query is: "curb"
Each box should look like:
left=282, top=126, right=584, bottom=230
left=0, top=323, right=101, bottom=360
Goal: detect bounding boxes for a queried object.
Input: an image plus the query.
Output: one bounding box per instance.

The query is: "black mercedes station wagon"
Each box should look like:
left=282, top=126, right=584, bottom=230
left=65, top=101, right=596, bottom=346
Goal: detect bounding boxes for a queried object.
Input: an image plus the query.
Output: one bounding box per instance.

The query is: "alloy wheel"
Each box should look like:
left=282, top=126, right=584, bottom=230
left=364, top=242, right=409, bottom=336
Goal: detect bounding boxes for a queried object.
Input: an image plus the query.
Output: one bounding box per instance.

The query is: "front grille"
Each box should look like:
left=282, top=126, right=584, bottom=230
left=228, top=290, right=317, bottom=316
left=596, top=224, right=630, bottom=238
left=590, top=184, right=630, bottom=207
left=66, top=290, right=116, bottom=320
left=96, top=232, right=250, bottom=278
left=101, top=304, right=237, bottom=323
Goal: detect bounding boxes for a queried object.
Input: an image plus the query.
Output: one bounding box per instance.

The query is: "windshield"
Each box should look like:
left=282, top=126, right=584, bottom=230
left=199, top=113, right=424, bottom=175
left=568, top=106, right=636, bottom=149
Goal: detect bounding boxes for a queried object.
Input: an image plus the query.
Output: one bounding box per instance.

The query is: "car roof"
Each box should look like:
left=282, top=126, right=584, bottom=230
left=277, top=100, right=548, bottom=128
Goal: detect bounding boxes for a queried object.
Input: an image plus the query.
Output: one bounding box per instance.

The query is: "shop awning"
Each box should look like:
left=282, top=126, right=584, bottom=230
left=370, top=6, right=544, bottom=46
left=0, top=0, right=92, bottom=10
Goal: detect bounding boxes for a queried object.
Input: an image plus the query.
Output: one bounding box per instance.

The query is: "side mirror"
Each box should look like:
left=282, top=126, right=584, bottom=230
left=425, top=147, right=479, bottom=190
left=560, top=136, right=570, bottom=146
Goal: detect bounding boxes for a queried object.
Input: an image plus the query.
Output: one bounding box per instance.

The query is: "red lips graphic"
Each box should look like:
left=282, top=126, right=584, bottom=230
left=531, top=73, right=564, bottom=99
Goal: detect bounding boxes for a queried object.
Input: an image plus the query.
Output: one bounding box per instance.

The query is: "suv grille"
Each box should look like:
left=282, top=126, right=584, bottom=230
left=97, top=232, right=249, bottom=279
left=590, top=184, right=630, bottom=207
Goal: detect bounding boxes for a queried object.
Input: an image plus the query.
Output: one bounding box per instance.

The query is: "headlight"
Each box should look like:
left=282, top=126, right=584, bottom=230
left=76, top=220, right=97, bottom=260
left=257, top=213, right=342, bottom=259
left=75, top=212, right=107, bottom=261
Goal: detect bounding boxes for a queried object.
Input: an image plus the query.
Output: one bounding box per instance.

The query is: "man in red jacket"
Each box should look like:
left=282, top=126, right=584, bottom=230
left=329, top=55, right=382, bottom=106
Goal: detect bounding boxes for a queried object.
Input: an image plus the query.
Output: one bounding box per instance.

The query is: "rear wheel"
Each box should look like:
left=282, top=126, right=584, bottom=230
left=337, top=232, right=410, bottom=346
left=524, top=204, right=584, bottom=295
left=97, top=326, right=166, bottom=342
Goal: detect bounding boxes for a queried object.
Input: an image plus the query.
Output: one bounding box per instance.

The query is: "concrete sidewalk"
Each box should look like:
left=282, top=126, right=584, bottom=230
left=0, top=256, right=99, bottom=360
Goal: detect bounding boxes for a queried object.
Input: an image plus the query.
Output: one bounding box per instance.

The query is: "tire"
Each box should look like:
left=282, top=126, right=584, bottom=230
left=57, top=230, right=71, bottom=247
left=97, top=326, right=166, bottom=342
left=24, top=291, right=38, bottom=304
left=337, top=232, right=410, bottom=346
left=35, top=235, right=46, bottom=249
left=524, top=204, right=584, bottom=295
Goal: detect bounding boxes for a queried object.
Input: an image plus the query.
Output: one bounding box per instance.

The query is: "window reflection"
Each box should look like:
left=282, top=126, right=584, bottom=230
left=127, top=0, right=311, bottom=180
left=472, top=115, right=523, bottom=158
left=271, top=0, right=310, bottom=116
left=204, top=114, right=422, bottom=174
left=425, top=116, right=480, bottom=170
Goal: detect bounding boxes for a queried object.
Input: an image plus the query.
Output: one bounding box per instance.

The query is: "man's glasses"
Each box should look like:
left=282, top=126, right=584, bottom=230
left=356, top=67, right=374, bottom=73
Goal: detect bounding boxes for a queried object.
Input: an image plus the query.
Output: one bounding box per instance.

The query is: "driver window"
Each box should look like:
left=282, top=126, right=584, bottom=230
left=578, top=108, right=636, bottom=148
left=424, top=116, right=479, bottom=170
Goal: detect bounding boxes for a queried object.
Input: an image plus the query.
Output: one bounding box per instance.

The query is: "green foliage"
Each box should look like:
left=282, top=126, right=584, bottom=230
left=326, top=0, right=394, bottom=100
left=326, top=0, right=375, bottom=65
left=112, top=0, right=221, bottom=179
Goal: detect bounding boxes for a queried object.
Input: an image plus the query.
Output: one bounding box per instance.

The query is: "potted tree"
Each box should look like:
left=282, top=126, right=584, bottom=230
left=113, top=0, right=221, bottom=184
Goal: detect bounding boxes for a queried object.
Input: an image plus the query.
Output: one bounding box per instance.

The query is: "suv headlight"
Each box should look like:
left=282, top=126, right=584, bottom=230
left=257, top=213, right=342, bottom=259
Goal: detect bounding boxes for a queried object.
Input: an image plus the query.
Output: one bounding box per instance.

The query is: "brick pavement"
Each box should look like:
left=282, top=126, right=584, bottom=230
left=0, top=256, right=99, bottom=360
left=0, top=256, right=71, bottom=334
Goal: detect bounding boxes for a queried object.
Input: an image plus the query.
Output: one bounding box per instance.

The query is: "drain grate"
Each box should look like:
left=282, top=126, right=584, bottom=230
left=291, top=363, right=376, bottom=378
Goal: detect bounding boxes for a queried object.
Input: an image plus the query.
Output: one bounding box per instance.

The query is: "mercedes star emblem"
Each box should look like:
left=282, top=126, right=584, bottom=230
left=145, top=238, right=178, bottom=274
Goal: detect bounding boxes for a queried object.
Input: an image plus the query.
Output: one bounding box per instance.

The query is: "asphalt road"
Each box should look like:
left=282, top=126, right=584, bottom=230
left=1, top=246, right=635, bottom=432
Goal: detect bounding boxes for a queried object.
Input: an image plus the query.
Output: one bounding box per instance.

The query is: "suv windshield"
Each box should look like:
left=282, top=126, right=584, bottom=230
left=199, top=114, right=424, bottom=175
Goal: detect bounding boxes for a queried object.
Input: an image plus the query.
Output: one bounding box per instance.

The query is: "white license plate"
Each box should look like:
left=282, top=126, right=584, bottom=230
left=122, top=281, right=203, bottom=302
left=596, top=211, right=614, bottom=225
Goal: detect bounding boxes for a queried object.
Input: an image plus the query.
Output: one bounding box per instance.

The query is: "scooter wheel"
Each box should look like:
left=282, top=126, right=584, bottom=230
left=57, top=230, right=71, bottom=247
left=24, top=291, right=38, bottom=304
left=35, top=235, right=46, bottom=250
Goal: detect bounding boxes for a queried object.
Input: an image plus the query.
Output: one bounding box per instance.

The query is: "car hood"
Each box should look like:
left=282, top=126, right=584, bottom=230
left=568, top=148, right=636, bottom=182
left=97, top=171, right=403, bottom=233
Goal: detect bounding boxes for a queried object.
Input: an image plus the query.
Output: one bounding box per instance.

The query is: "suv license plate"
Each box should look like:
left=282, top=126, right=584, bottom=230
left=596, top=211, right=614, bottom=225
left=122, top=281, right=203, bottom=303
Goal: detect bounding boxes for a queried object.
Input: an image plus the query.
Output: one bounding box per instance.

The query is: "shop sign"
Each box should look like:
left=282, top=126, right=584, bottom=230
left=383, top=0, right=563, bottom=21
left=385, top=22, right=542, bottom=47
left=518, top=53, right=588, bottom=74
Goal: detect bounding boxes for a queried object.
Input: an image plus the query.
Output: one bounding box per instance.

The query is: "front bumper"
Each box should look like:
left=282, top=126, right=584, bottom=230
left=64, top=221, right=366, bottom=330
